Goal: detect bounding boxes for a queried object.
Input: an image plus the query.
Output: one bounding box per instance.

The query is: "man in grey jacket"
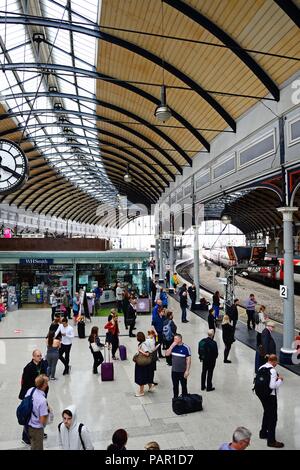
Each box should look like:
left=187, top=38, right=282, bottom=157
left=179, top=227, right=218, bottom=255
left=58, top=405, right=94, bottom=450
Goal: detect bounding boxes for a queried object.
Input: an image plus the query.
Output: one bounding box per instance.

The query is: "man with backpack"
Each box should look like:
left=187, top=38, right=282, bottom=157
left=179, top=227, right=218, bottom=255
left=163, top=311, right=177, bottom=365
left=254, top=354, right=284, bottom=448
left=58, top=405, right=94, bottom=450
left=23, top=374, right=50, bottom=450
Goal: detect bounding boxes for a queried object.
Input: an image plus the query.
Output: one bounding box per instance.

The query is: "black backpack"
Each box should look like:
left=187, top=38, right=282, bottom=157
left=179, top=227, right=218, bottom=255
left=253, top=367, right=272, bottom=398
left=255, top=312, right=260, bottom=325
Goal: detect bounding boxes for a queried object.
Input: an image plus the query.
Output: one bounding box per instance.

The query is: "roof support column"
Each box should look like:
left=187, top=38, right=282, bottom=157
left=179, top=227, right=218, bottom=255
left=193, top=225, right=200, bottom=307
left=159, top=236, right=164, bottom=283
left=168, top=213, right=175, bottom=294
left=154, top=236, right=159, bottom=279
left=277, top=206, right=298, bottom=364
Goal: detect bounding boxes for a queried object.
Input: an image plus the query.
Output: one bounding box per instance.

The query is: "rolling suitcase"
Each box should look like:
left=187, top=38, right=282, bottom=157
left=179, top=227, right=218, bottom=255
left=101, top=348, right=114, bottom=381
left=77, top=320, right=85, bottom=338
left=172, top=394, right=203, bottom=415
left=119, top=345, right=127, bottom=361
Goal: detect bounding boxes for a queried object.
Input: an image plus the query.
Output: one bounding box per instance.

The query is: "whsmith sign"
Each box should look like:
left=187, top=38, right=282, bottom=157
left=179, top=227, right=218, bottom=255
left=19, top=259, right=54, bottom=265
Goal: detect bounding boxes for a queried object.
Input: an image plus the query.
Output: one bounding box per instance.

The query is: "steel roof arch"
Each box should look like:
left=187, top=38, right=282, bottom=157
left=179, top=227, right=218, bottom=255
left=164, top=0, right=279, bottom=101
left=0, top=15, right=236, bottom=130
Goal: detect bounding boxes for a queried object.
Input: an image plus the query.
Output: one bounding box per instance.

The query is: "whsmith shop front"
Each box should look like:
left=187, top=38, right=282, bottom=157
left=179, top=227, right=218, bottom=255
left=0, top=239, right=150, bottom=306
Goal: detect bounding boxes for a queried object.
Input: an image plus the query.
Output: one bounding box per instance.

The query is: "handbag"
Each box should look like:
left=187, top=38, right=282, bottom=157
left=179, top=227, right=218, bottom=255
left=91, top=342, right=101, bottom=353
left=133, top=351, right=153, bottom=366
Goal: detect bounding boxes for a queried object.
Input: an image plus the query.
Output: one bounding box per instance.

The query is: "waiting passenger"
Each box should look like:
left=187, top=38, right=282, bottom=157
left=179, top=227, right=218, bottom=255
left=221, top=315, right=235, bottom=363
left=58, top=405, right=94, bottom=450
left=46, top=330, right=61, bottom=380
left=107, top=428, right=128, bottom=451
left=212, top=291, right=220, bottom=319
left=88, top=326, right=104, bottom=374
left=245, top=293, right=257, bottom=330
left=207, top=308, right=216, bottom=334
left=227, top=298, right=239, bottom=333
left=219, top=426, right=252, bottom=450
left=145, top=441, right=160, bottom=450
left=255, top=305, right=268, bottom=347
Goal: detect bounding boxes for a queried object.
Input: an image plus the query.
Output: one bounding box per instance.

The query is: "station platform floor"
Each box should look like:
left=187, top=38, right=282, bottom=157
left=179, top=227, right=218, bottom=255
left=0, top=296, right=299, bottom=451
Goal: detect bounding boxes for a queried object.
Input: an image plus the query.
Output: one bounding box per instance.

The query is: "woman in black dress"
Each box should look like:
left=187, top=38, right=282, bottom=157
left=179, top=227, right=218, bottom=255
left=221, top=315, right=235, bottom=363
left=134, top=332, right=155, bottom=397
left=207, top=308, right=216, bottom=335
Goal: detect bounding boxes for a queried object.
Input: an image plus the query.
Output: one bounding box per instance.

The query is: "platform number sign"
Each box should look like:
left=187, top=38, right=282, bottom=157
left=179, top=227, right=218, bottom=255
left=0, top=139, right=29, bottom=195
left=279, top=285, right=288, bottom=299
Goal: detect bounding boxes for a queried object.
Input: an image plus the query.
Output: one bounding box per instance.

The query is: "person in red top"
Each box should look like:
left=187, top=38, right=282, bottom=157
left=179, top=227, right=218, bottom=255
left=104, top=310, right=120, bottom=360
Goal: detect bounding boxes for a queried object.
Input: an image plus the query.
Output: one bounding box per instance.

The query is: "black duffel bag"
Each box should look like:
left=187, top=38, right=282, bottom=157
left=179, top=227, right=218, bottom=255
left=172, top=393, right=203, bottom=415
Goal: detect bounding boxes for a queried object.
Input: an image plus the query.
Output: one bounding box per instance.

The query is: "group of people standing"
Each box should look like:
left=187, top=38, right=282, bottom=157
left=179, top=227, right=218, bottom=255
left=49, top=289, right=94, bottom=324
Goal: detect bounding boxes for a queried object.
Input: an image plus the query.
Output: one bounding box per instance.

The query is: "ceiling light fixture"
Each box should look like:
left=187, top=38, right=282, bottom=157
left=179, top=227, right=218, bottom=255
left=124, top=163, right=132, bottom=183
left=154, top=1, right=171, bottom=123
left=154, top=85, right=172, bottom=122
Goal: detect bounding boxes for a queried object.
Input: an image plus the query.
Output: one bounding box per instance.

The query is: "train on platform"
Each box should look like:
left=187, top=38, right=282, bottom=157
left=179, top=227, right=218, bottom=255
left=202, top=248, right=300, bottom=286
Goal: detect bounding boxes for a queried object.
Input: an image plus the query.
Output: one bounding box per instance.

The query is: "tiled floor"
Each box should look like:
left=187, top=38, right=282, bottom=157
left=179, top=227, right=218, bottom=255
left=0, top=297, right=299, bottom=450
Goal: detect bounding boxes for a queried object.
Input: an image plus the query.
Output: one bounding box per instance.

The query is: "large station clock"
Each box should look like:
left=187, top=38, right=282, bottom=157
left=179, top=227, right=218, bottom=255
left=0, top=139, right=29, bottom=195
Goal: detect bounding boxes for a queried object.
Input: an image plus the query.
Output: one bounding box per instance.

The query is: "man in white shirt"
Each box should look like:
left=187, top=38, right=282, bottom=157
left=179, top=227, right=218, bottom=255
left=257, top=354, right=284, bottom=448
left=55, top=317, right=74, bottom=375
left=116, top=282, right=124, bottom=313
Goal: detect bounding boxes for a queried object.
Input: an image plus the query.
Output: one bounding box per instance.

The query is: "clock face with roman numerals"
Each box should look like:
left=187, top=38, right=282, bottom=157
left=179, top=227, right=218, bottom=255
left=0, top=139, right=29, bottom=195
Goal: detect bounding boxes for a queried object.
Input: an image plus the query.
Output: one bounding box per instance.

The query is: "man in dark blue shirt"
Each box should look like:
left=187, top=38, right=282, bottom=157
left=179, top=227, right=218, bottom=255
left=166, top=334, right=191, bottom=398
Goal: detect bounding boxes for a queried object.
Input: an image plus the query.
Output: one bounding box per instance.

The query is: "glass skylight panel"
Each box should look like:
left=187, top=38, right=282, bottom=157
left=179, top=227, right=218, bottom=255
left=0, top=0, right=116, bottom=205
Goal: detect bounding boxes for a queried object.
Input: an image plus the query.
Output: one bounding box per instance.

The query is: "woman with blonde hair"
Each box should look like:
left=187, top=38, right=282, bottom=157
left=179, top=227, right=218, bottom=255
left=221, top=314, right=234, bottom=363
left=145, top=441, right=160, bottom=450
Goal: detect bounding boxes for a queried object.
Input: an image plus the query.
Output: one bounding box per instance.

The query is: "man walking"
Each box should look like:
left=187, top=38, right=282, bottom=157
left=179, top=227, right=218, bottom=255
left=58, top=405, right=94, bottom=450
left=19, top=349, right=48, bottom=445
left=245, top=293, right=257, bottom=330
left=55, top=317, right=74, bottom=375
left=201, top=329, right=218, bottom=391
left=165, top=334, right=191, bottom=398
left=256, top=354, right=284, bottom=448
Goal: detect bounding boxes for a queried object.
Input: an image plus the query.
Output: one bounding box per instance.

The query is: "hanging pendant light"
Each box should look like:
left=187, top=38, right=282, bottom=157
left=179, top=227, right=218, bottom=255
left=154, top=85, right=172, bottom=122
left=154, top=2, right=171, bottom=123
left=124, top=163, right=132, bottom=183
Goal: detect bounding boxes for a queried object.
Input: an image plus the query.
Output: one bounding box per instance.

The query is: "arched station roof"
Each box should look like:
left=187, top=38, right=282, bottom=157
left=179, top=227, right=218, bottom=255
left=0, top=0, right=299, bottom=227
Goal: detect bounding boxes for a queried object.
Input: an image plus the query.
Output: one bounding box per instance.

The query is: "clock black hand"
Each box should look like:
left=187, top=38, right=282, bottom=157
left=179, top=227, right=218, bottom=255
left=0, top=164, right=22, bottom=179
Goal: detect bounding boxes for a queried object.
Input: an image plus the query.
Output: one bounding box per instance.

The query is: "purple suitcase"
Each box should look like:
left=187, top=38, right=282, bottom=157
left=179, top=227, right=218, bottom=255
left=101, top=348, right=114, bottom=381
left=119, top=345, right=127, bottom=361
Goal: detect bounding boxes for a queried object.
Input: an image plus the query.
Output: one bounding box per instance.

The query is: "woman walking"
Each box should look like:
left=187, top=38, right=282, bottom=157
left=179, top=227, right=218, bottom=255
left=221, top=315, right=235, bottom=363
left=46, top=330, right=61, bottom=380
left=88, top=326, right=105, bottom=374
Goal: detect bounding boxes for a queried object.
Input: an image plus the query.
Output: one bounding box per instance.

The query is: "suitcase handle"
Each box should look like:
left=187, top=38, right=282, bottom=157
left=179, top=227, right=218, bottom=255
left=103, top=345, right=111, bottom=363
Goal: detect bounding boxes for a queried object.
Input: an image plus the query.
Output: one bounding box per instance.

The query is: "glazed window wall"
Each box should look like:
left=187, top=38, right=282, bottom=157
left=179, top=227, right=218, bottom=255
left=76, top=261, right=149, bottom=296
